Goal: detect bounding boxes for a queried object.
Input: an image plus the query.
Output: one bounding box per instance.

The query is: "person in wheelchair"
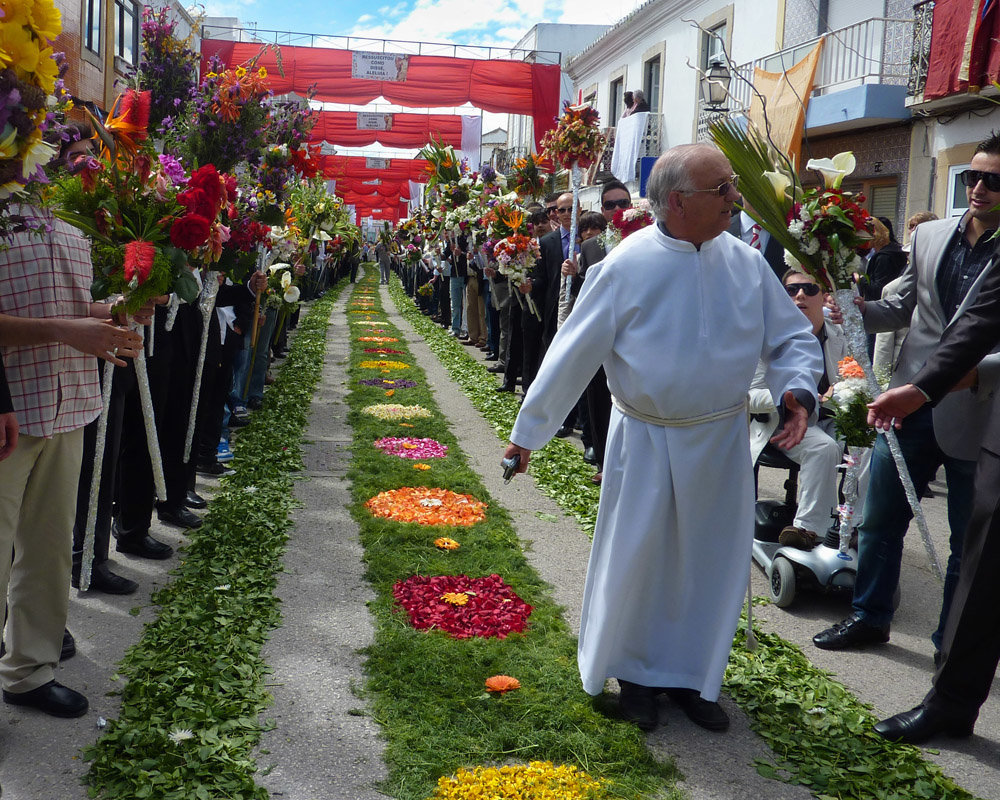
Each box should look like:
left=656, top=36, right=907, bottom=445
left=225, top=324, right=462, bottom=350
left=749, top=269, right=847, bottom=550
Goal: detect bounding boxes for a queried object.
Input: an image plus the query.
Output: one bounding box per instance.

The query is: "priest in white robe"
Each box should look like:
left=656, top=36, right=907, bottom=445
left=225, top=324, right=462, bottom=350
left=504, top=144, right=824, bottom=732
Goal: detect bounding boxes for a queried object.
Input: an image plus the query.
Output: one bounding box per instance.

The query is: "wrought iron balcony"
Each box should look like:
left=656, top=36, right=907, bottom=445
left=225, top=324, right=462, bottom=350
left=907, top=0, right=935, bottom=99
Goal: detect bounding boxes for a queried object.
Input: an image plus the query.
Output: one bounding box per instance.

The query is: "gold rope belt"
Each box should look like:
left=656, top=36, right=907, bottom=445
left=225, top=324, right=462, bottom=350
left=612, top=395, right=747, bottom=428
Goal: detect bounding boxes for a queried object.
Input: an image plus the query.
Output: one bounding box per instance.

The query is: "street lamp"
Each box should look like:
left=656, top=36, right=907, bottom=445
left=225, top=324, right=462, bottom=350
left=701, top=59, right=732, bottom=111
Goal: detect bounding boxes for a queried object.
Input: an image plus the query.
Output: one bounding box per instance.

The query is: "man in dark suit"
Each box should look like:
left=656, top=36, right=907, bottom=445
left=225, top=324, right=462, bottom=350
left=729, top=203, right=785, bottom=279
left=867, top=251, right=1000, bottom=743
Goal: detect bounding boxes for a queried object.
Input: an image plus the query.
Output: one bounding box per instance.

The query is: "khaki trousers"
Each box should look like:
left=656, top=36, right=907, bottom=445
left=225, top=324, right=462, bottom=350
left=0, top=429, right=81, bottom=692
left=465, top=274, right=487, bottom=346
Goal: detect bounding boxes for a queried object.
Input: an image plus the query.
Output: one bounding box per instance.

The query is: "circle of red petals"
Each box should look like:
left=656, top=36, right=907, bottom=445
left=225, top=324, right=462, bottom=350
left=392, top=574, right=533, bottom=639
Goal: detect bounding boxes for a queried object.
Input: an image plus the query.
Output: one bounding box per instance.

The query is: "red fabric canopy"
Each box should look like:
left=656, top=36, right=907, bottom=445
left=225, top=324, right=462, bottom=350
left=310, top=111, right=463, bottom=148
left=339, top=189, right=408, bottom=206
left=202, top=40, right=560, bottom=150
left=319, top=154, right=429, bottom=182
left=334, top=177, right=410, bottom=196
left=924, top=0, right=1000, bottom=98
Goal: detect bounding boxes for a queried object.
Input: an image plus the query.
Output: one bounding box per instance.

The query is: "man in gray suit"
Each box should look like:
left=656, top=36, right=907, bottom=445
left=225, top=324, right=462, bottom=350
left=813, top=132, right=1000, bottom=656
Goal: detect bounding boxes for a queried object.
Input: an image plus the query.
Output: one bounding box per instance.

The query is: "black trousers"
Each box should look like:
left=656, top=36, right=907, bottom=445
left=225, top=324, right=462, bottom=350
left=586, top=366, right=612, bottom=469
left=925, top=447, right=1000, bottom=720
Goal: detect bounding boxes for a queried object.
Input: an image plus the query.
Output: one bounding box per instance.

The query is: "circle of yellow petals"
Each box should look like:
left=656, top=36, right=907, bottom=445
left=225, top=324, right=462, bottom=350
left=361, top=403, right=431, bottom=421
left=441, top=591, right=469, bottom=606
left=434, top=536, right=459, bottom=549
left=359, top=360, right=409, bottom=370
left=429, top=761, right=608, bottom=800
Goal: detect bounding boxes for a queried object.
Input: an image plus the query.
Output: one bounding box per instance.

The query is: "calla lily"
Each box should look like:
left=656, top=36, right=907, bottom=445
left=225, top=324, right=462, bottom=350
left=763, top=170, right=792, bottom=203
left=268, top=262, right=290, bottom=273
left=283, top=285, right=300, bottom=304
left=312, top=230, right=332, bottom=241
left=806, top=152, right=856, bottom=189
left=280, top=271, right=292, bottom=290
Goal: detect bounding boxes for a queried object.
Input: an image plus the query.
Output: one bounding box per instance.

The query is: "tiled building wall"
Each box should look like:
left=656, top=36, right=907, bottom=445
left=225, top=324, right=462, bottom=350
left=781, top=0, right=909, bottom=48
left=803, top=124, right=911, bottom=234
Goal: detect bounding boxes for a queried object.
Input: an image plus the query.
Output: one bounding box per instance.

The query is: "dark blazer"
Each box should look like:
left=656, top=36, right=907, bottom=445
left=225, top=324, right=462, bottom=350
left=728, top=215, right=785, bottom=279
left=531, top=227, right=565, bottom=346
left=0, top=356, right=12, bottom=414
left=863, top=242, right=908, bottom=301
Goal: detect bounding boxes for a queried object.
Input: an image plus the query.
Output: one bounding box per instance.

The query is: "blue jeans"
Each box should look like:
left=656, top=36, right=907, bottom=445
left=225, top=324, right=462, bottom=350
left=450, top=276, right=466, bottom=334
left=852, top=405, right=975, bottom=648
left=230, top=308, right=277, bottom=405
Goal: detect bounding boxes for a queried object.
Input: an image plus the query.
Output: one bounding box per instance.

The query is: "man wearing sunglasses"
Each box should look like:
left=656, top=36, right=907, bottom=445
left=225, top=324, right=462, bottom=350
left=814, top=132, right=1000, bottom=663
left=749, top=271, right=848, bottom=550
left=503, top=143, right=822, bottom=733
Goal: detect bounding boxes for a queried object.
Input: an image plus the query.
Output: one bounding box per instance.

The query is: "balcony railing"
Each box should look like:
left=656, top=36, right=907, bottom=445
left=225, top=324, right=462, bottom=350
left=589, top=113, right=664, bottom=184
left=907, top=0, right=935, bottom=98
left=729, top=17, right=914, bottom=112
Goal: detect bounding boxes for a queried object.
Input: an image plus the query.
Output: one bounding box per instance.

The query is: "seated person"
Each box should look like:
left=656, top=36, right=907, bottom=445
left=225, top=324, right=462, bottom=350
left=749, top=270, right=847, bottom=549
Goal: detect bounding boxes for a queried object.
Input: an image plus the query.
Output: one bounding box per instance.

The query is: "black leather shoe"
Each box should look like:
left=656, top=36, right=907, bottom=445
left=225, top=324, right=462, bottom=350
left=88, top=563, right=138, bottom=595
left=618, top=680, right=658, bottom=731
left=117, top=533, right=174, bottom=559
left=496, top=383, right=516, bottom=393
left=873, top=705, right=974, bottom=744
left=485, top=353, right=499, bottom=361
left=555, top=425, right=573, bottom=438
left=583, top=447, right=598, bottom=465
left=665, top=688, right=730, bottom=731
left=3, top=680, right=88, bottom=718
left=196, top=461, right=235, bottom=477
left=157, top=505, right=203, bottom=530
left=184, top=490, right=208, bottom=509
left=487, top=363, right=505, bottom=373
left=61, top=629, right=76, bottom=661
left=229, top=414, right=250, bottom=429
left=813, top=613, right=890, bottom=650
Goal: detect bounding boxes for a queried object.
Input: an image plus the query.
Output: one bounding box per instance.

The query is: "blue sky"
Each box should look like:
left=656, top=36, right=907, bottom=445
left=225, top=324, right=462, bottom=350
left=201, top=0, right=647, bottom=49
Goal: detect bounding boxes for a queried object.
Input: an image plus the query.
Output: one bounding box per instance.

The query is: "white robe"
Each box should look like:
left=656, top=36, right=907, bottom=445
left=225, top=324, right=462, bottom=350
left=510, top=224, right=822, bottom=700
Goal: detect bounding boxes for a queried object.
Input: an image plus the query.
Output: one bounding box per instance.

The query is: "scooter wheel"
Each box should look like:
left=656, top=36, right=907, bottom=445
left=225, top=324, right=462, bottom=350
left=769, top=556, right=796, bottom=608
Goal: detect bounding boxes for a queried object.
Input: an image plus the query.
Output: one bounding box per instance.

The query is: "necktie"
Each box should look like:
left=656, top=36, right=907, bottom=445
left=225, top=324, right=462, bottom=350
left=749, top=224, right=762, bottom=250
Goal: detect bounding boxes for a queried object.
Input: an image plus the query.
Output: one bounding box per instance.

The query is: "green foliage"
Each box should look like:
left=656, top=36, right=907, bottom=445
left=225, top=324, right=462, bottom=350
left=832, top=392, right=876, bottom=449
left=354, top=270, right=678, bottom=799
left=83, top=282, right=347, bottom=799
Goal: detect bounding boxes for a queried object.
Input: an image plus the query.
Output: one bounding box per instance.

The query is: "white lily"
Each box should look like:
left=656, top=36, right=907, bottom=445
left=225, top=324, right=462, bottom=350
left=806, top=152, right=856, bottom=189
left=312, top=230, right=332, bottom=241
left=283, top=285, right=301, bottom=304
left=268, top=262, right=291, bottom=274
left=763, top=170, right=792, bottom=203
left=280, top=271, right=292, bottom=290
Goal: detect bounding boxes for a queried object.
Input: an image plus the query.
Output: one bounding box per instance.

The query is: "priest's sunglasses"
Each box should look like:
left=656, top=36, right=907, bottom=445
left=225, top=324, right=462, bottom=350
left=681, top=174, right=740, bottom=196
left=959, top=169, right=1000, bottom=192
left=784, top=282, right=822, bottom=297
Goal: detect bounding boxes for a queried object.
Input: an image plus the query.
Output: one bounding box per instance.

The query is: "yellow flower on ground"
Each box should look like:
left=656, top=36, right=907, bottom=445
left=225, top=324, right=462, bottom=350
left=441, top=592, right=469, bottom=606
left=430, top=761, right=609, bottom=800
left=433, top=536, right=459, bottom=548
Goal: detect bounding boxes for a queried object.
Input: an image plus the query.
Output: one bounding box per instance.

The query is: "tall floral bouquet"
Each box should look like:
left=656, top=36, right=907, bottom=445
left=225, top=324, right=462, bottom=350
left=490, top=204, right=541, bottom=320
left=0, top=0, right=65, bottom=240
left=133, top=5, right=198, bottom=129
left=419, top=138, right=462, bottom=189
left=600, top=199, right=654, bottom=251
left=508, top=153, right=547, bottom=200
left=541, top=103, right=605, bottom=171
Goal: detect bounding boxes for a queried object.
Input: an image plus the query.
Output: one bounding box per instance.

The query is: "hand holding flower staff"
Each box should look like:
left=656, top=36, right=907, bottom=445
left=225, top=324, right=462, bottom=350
left=542, top=103, right=606, bottom=303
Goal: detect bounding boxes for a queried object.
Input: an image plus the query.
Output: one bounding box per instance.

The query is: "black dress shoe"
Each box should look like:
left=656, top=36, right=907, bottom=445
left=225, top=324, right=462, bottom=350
left=157, top=505, right=203, bottom=530
left=184, top=490, right=208, bottom=509
left=555, top=425, right=573, bottom=438
left=873, top=705, right=974, bottom=744
left=117, top=533, right=174, bottom=559
left=664, top=688, right=730, bottom=731
left=196, top=461, right=235, bottom=477
left=487, top=363, right=505, bottom=373
left=583, top=446, right=598, bottom=464
left=618, top=680, right=658, bottom=731
left=61, top=629, right=76, bottom=661
left=496, top=383, right=516, bottom=393
left=813, top=613, right=890, bottom=650
left=3, top=680, right=88, bottom=718
left=247, top=397, right=263, bottom=411
left=485, top=353, right=499, bottom=361
left=88, top=563, right=138, bottom=595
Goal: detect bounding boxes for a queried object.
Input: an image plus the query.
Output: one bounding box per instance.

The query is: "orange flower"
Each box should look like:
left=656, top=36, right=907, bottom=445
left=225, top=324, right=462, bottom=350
left=441, top=591, right=469, bottom=606
left=413, top=463, right=431, bottom=471
left=365, top=487, right=487, bottom=526
left=485, top=675, right=521, bottom=693
left=838, top=356, right=866, bottom=379
left=385, top=389, right=395, bottom=397
left=434, top=536, right=459, bottom=549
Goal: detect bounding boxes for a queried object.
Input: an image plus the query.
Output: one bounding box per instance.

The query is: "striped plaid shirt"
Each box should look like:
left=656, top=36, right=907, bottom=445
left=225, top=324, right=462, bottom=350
left=0, top=208, right=102, bottom=437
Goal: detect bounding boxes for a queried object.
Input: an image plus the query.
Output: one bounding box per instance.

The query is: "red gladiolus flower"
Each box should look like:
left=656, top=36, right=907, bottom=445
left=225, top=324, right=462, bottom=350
left=118, top=89, right=151, bottom=134
left=170, top=214, right=212, bottom=250
left=124, top=240, right=155, bottom=284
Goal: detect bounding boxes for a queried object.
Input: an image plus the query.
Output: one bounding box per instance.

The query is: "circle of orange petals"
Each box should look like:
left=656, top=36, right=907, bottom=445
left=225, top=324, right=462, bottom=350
left=365, top=487, right=486, bottom=526
left=485, top=675, right=521, bottom=693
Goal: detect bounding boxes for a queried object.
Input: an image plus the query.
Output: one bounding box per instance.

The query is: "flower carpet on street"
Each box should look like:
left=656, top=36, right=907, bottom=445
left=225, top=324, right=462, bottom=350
left=362, top=403, right=432, bottom=420
left=358, top=336, right=399, bottom=342
left=364, top=347, right=405, bottom=354
left=392, top=574, right=532, bottom=638
left=359, top=360, right=411, bottom=371
left=365, top=487, right=486, bottom=525
left=429, top=762, right=608, bottom=800
left=347, top=269, right=672, bottom=799
left=374, top=437, right=448, bottom=459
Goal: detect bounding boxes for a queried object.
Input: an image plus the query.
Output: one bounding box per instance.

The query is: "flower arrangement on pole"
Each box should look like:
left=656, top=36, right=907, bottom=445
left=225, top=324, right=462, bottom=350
left=600, top=199, right=654, bottom=252
left=132, top=5, right=198, bottom=130
left=710, top=117, right=941, bottom=578
left=507, top=153, right=548, bottom=200
left=488, top=203, right=541, bottom=320
left=541, top=103, right=605, bottom=303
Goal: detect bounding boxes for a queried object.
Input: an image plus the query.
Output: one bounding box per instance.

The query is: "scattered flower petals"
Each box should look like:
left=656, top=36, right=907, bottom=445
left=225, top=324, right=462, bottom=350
left=441, top=591, right=469, bottom=606
left=434, top=537, right=460, bottom=549
left=393, top=574, right=532, bottom=639
left=485, top=675, right=521, bottom=693
left=374, top=437, right=448, bottom=459
left=362, top=404, right=431, bottom=421
left=413, top=463, right=432, bottom=471
left=366, top=487, right=486, bottom=526
left=357, top=336, right=399, bottom=342
left=385, top=389, right=395, bottom=397
left=359, top=378, right=417, bottom=389
left=168, top=728, right=195, bottom=744
left=364, top=347, right=404, bottom=354
left=359, top=360, right=410, bottom=371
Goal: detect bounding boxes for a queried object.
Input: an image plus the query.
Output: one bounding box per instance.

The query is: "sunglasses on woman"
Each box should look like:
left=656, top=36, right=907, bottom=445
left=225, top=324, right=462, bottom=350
left=960, top=169, right=1000, bottom=192
left=784, top=282, right=821, bottom=297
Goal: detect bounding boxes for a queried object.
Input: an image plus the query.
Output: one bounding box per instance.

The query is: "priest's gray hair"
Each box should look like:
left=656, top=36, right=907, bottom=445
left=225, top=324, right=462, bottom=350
left=646, top=144, right=717, bottom=221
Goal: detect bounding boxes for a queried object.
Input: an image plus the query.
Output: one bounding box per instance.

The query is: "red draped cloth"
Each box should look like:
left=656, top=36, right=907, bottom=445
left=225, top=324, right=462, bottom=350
left=319, top=154, right=429, bottom=182
left=310, top=111, right=464, bottom=148
left=201, top=40, right=560, bottom=150
left=924, top=0, right=1000, bottom=98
